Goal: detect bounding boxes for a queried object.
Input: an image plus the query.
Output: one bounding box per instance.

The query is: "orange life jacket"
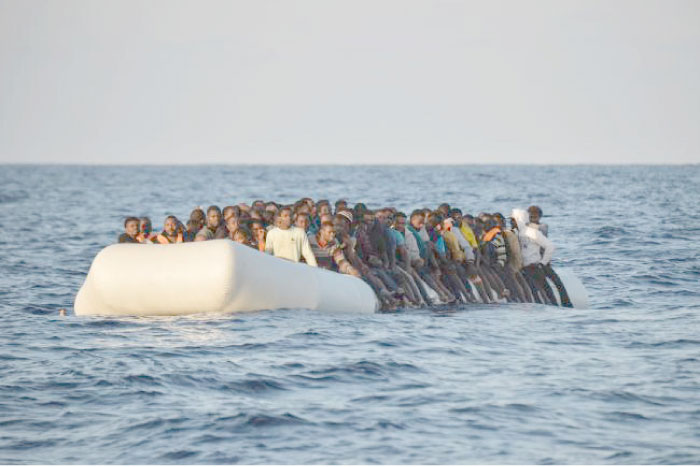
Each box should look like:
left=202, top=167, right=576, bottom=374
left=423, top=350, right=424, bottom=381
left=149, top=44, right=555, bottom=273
left=156, top=231, right=183, bottom=244
left=482, top=226, right=502, bottom=243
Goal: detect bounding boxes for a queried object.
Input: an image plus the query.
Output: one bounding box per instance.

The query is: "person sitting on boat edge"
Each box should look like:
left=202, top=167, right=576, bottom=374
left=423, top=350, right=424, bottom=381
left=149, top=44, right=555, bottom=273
left=118, top=217, right=141, bottom=243
left=527, top=205, right=572, bottom=307
left=195, top=205, right=222, bottom=242
left=309, top=221, right=360, bottom=276
left=264, top=206, right=318, bottom=266
left=156, top=216, right=184, bottom=244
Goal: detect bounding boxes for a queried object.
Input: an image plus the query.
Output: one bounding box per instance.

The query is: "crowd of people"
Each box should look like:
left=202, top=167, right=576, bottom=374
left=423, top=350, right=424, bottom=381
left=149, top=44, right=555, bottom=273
left=117, top=198, right=572, bottom=310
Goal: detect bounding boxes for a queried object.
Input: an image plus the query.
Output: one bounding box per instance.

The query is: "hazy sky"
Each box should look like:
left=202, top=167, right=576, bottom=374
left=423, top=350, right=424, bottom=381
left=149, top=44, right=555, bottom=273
left=1, top=0, right=698, bottom=164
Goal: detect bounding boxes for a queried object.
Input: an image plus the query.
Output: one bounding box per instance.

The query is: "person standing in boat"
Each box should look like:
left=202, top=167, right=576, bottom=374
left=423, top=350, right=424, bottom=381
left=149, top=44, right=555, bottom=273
left=511, top=208, right=557, bottom=305
left=264, top=206, right=318, bottom=266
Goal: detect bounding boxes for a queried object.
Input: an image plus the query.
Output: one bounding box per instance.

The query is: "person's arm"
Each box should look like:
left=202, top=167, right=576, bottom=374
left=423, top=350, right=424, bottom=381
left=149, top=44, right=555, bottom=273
left=396, top=244, right=411, bottom=271
left=300, top=232, right=318, bottom=267
left=343, top=237, right=371, bottom=276
left=535, top=230, right=555, bottom=265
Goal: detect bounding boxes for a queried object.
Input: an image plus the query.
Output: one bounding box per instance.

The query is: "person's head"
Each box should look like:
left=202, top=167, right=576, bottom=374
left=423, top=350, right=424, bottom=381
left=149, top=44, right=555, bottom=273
left=276, top=207, right=293, bottom=229
left=265, top=202, right=279, bottom=214
left=362, top=209, right=376, bottom=225
left=302, top=197, right=314, bottom=210
left=294, top=213, right=310, bottom=231
left=493, top=212, right=506, bottom=229
left=320, top=213, right=333, bottom=224
left=449, top=208, right=463, bottom=227
left=375, top=209, right=390, bottom=227
left=139, top=217, right=152, bottom=235
left=206, top=205, right=222, bottom=230
left=222, top=205, right=237, bottom=221
left=225, top=215, right=240, bottom=234
left=334, top=211, right=353, bottom=234
left=295, top=204, right=310, bottom=217
left=186, top=219, right=200, bottom=233
left=334, top=199, right=347, bottom=214
left=189, top=208, right=205, bottom=226
left=232, top=227, right=251, bottom=245
left=317, top=201, right=332, bottom=217
left=393, top=212, right=407, bottom=232
left=528, top=205, right=543, bottom=225
left=124, top=217, right=140, bottom=237
left=463, top=213, right=475, bottom=227
left=262, top=210, right=274, bottom=225
left=250, top=220, right=265, bottom=240
left=318, top=221, right=336, bottom=243
left=163, top=215, right=178, bottom=235
left=509, top=216, right=517, bottom=230
left=427, top=212, right=443, bottom=230
left=409, top=209, right=425, bottom=230
left=437, top=203, right=451, bottom=217
left=252, top=199, right=266, bottom=210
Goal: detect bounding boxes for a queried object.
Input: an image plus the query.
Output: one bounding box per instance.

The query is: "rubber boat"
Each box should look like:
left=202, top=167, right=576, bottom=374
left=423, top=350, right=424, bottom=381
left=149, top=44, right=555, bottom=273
left=74, top=240, right=588, bottom=317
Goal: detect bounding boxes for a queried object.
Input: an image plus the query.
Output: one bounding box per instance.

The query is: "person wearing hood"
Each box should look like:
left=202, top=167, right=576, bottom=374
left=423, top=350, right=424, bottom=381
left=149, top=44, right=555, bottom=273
left=511, top=208, right=557, bottom=305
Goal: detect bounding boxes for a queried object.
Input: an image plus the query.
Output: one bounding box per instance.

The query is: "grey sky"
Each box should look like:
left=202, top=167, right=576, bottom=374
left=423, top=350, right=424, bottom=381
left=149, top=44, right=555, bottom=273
left=1, top=0, right=698, bottom=164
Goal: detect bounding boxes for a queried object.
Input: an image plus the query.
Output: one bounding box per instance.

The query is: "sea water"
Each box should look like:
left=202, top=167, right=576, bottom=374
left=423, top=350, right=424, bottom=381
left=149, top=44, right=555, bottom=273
left=0, top=165, right=699, bottom=464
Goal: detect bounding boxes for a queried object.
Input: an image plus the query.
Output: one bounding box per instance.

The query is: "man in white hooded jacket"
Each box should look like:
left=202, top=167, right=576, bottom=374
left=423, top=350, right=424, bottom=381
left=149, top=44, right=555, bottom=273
left=511, top=209, right=557, bottom=304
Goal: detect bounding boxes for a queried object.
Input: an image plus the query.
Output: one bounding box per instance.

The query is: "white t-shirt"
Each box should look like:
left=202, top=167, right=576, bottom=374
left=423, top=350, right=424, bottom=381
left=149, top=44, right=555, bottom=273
left=264, top=226, right=318, bottom=267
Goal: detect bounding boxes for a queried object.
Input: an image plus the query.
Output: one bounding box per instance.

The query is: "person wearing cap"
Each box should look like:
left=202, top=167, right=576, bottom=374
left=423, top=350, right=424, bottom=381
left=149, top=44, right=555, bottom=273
left=333, top=209, right=399, bottom=309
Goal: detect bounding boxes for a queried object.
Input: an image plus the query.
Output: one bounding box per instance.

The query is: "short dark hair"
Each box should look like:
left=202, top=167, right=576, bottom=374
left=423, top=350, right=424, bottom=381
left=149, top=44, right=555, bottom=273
left=207, top=205, right=221, bottom=215
left=234, top=226, right=251, bottom=241
left=189, top=208, right=205, bottom=222
left=124, top=216, right=139, bottom=227
left=449, top=208, right=462, bottom=216
left=394, top=211, right=407, bottom=219
left=410, top=209, right=424, bottom=219
left=528, top=205, right=543, bottom=217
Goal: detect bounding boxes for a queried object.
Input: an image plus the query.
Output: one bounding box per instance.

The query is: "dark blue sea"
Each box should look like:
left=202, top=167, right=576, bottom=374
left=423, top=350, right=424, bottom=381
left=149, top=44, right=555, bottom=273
left=1, top=165, right=699, bottom=464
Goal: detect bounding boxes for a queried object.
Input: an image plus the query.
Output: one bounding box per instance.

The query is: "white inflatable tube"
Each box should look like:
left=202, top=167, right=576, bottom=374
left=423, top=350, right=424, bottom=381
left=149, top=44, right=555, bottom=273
left=74, top=240, right=379, bottom=317
left=548, top=267, right=589, bottom=309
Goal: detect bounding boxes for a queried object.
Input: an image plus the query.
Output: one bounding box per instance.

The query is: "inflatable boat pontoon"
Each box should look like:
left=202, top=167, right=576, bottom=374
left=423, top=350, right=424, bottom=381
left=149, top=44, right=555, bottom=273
left=74, top=240, right=588, bottom=316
